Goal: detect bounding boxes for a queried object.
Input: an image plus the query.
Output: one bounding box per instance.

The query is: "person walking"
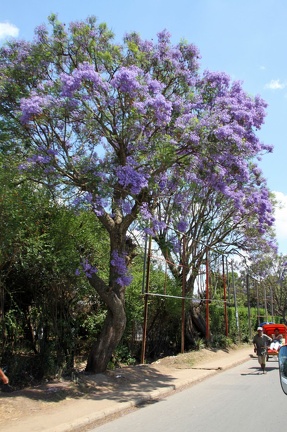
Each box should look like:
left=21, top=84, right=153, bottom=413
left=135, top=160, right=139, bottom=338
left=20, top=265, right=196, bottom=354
left=253, top=326, right=272, bottom=374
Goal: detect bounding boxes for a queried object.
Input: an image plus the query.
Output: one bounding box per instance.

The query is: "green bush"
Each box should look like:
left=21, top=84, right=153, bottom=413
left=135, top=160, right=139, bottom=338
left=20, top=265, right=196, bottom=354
left=209, top=304, right=269, bottom=344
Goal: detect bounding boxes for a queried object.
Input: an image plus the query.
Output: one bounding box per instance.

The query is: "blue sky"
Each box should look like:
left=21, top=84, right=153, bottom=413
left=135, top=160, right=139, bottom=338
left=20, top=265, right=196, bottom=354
left=1, top=0, right=287, bottom=253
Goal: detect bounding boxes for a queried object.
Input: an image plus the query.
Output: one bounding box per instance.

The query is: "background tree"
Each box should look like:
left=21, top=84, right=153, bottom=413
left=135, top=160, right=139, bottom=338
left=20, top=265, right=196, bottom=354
left=0, top=15, right=275, bottom=372
left=246, top=253, right=287, bottom=322
left=144, top=177, right=276, bottom=342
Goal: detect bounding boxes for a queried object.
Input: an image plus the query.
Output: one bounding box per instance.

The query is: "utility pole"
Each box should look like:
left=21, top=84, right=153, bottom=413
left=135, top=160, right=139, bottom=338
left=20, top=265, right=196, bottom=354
left=231, top=261, right=240, bottom=336
left=181, top=235, right=186, bottom=353
left=222, top=255, right=228, bottom=337
left=246, top=273, right=252, bottom=340
left=141, top=235, right=152, bottom=364
left=205, top=248, right=210, bottom=341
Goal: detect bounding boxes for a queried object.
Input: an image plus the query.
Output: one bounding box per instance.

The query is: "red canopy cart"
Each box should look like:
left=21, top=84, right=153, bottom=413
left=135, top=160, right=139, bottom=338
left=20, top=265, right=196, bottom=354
left=262, top=323, right=287, bottom=361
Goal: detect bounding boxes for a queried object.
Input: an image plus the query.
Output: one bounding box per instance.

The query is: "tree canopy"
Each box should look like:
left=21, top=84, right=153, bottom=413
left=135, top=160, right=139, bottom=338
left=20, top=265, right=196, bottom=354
left=0, top=14, right=276, bottom=372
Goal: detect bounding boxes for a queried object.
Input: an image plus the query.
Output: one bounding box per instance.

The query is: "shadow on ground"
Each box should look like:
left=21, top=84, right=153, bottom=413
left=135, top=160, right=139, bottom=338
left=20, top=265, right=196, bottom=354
left=0, top=364, right=176, bottom=404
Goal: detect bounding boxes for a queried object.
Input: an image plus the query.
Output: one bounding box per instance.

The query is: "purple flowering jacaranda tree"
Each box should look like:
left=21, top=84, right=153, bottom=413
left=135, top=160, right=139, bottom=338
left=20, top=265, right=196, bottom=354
left=146, top=174, right=276, bottom=340
left=0, top=15, right=274, bottom=372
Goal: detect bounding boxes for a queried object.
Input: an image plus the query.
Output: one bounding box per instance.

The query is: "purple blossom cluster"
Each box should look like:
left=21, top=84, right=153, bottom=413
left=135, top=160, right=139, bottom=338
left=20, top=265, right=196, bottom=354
left=76, top=259, right=98, bottom=278
left=34, top=24, right=49, bottom=43
left=27, top=154, right=51, bottom=164
left=110, top=66, right=143, bottom=97
left=144, top=94, right=172, bottom=125
left=19, top=146, right=58, bottom=172
left=116, top=165, right=149, bottom=194
left=60, top=62, right=110, bottom=97
left=72, top=192, right=108, bottom=217
left=117, top=199, right=132, bottom=216
left=110, top=65, right=173, bottom=126
left=20, top=93, right=54, bottom=123
left=111, top=250, right=133, bottom=287
left=141, top=209, right=168, bottom=236
left=177, top=220, right=189, bottom=233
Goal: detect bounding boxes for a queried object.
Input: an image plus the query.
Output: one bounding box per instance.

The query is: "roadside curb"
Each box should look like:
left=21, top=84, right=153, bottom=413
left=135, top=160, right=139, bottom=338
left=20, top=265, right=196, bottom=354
left=46, top=354, right=250, bottom=432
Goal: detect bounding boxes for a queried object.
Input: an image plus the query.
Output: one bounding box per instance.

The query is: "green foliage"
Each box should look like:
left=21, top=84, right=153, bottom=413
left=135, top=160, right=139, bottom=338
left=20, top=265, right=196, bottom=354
left=80, top=311, right=107, bottom=340
left=0, top=308, right=24, bottom=349
left=210, top=334, right=234, bottom=349
left=0, top=158, right=110, bottom=380
left=209, top=303, right=269, bottom=345
left=109, top=344, right=137, bottom=369
left=194, top=338, right=205, bottom=350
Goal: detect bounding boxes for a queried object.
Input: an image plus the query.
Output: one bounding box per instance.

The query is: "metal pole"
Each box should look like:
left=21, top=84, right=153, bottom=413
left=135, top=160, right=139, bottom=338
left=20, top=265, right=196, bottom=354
left=205, top=248, right=210, bottom=341
left=222, top=255, right=228, bottom=337
left=141, top=234, right=148, bottom=295
left=181, top=235, right=186, bottom=353
left=226, top=257, right=231, bottom=303
left=231, top=261, right=240, bottom=336
left=264, top=283, right=268, bottom=322
left=141, top=235, right=152, bottom=364
left=246, top=274, right=252, bottom=340
left=270, top=284, right=274, bottom=322
left=256, top=281, right=260, bottom=326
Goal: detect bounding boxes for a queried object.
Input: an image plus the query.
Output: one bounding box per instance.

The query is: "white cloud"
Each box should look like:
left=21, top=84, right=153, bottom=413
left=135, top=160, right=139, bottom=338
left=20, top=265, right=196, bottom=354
left=264, top=79, right=286, bottom=90
left=0, top=22, right=19, bottom=40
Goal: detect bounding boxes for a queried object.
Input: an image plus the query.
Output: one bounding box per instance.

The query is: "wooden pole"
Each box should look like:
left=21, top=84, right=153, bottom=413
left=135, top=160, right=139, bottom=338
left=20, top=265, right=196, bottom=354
left=181, top=235, right=186, bottom=353
left=231, top=261, right=240, bottom=336
left=205, top=248, right=210, bottom=341
left=222, top=255, right=228, bottom=337
left=246, top=274, right=252, bottom=339
left=140, top=236, right=152, bottom=364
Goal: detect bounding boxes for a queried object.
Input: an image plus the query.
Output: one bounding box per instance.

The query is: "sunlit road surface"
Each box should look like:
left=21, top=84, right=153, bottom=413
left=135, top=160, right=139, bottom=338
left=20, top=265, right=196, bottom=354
left=90, top=357, right=285, bottom=432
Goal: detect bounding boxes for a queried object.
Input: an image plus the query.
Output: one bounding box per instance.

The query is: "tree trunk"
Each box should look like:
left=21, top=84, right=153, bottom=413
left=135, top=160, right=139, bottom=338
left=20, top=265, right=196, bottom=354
left=185, top=304, right=206, bottom=346
left=86, top=303, right=126, bottom=373
left=84, top=223, right=137, bottom=373
left=85, top=269, right=127, bottom=373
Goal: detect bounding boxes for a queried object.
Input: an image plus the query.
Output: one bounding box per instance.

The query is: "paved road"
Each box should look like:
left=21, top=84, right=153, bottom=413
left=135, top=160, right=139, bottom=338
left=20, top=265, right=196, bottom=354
left=89, top=357, right=286, bottom=432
